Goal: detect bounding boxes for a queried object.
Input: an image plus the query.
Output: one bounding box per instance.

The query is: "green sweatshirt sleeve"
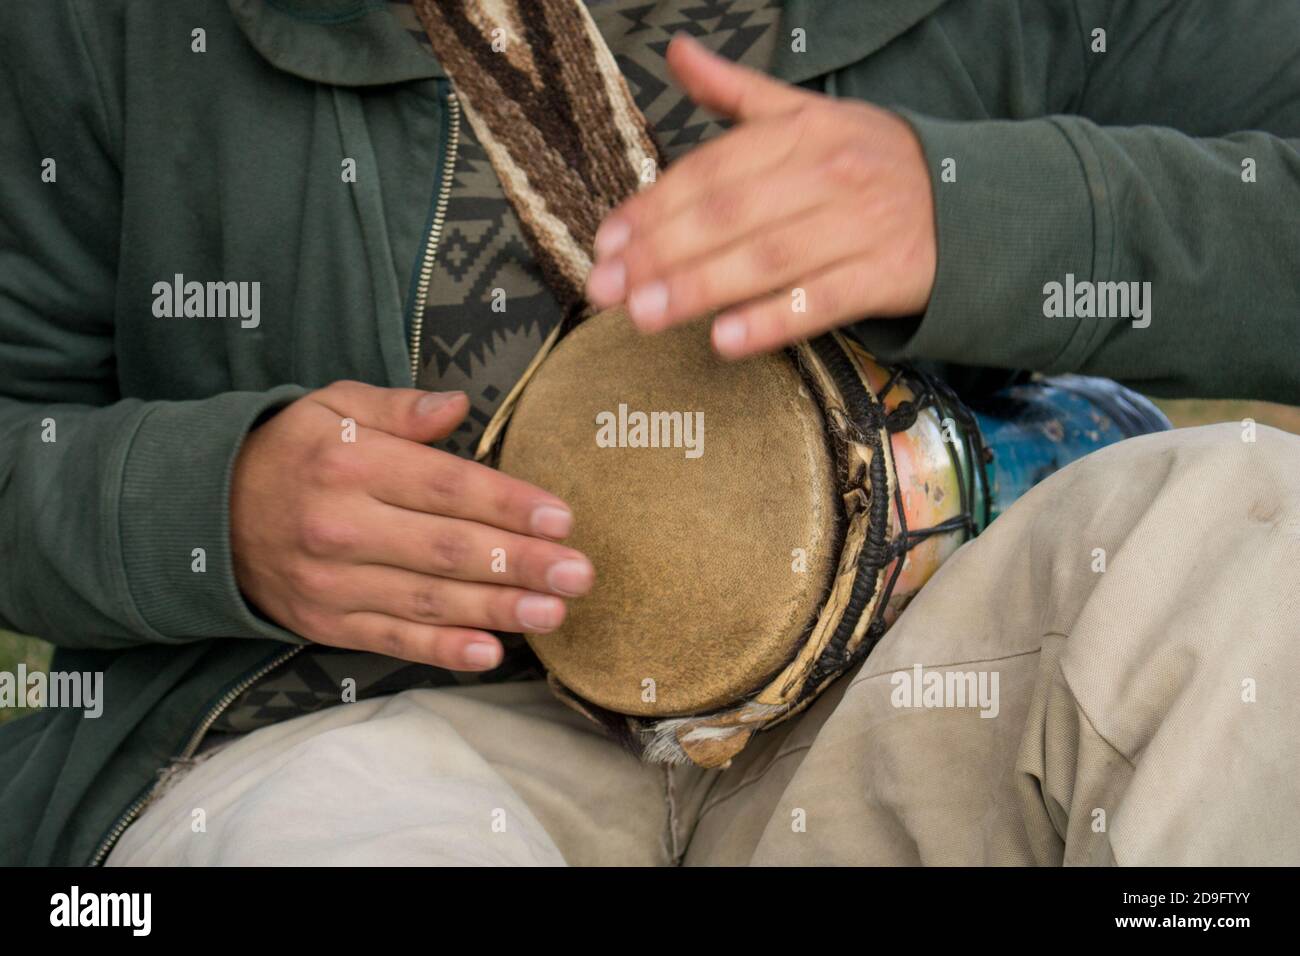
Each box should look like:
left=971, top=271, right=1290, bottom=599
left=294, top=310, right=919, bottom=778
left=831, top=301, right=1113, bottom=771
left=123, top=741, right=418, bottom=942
left=0, top=1, right=308, bottom=650
left=0, top=392, right=308, bottom=651
left=852, top=0, right=1300, bottom=405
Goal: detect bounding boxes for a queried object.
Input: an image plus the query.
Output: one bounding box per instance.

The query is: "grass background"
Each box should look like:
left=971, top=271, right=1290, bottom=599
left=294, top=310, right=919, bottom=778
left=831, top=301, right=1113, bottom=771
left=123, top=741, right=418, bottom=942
left=1, top=628, right=54, bottom=724
left=2, top=396, right=1297, bottom=727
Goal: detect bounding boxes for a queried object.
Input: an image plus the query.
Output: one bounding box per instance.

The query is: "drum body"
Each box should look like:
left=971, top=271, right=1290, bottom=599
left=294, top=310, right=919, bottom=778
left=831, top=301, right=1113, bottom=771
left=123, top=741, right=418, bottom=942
left=492, top=309, right=983, bottom=764
left=497, top=309, right=842, bottom=718
left=486, top=308, right=1168, bottom=767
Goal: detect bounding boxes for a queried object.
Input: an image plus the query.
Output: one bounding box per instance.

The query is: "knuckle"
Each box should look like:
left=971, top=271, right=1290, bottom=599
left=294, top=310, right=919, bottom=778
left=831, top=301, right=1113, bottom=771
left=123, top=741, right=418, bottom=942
left=752, top=305, right=792, bottom=346
left=319, top=379, right=361, bottom=402
left=288, top=562, right=335, bottom=599
left=752, top=233, right=796, bottom=275
left=489, top=593, right=523, bottom=631
left=769, top=297, right=797, bottom=329
left=825, top=145, right=875, bottom=188
left=298, top=514, right=356, bottom=557
left=426, top=459, right=467, bottom=510
left=489, top=485, right=523, bottom=527
left=698, top=188, right=744, bottom=230
left=429, top=532, right=470, bottom=574
left=423, top=628, right=460, bottom=667
left=313, top=443, right=364, bottom=487
left=411, top=585, right=449, bottom=623
left=807, top=279, right=839, bottom=319
left=375, top=626, right=409, bottom=661
left=521, top=543, right=561, bottom=588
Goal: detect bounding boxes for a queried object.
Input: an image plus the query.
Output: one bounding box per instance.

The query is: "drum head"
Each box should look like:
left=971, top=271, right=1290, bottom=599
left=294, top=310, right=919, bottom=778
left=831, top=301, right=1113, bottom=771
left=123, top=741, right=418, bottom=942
left=497, top=309, right=839, bottom=717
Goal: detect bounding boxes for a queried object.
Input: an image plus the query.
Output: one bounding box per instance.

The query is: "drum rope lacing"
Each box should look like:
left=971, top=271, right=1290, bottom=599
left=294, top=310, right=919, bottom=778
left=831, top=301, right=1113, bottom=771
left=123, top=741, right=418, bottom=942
left=800, top=337, right=991, bottom=693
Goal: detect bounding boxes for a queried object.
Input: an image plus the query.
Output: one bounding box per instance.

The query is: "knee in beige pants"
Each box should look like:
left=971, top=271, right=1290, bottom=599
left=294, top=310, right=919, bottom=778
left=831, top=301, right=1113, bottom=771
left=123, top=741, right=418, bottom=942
left=681, top=424, right=1300, bottom=865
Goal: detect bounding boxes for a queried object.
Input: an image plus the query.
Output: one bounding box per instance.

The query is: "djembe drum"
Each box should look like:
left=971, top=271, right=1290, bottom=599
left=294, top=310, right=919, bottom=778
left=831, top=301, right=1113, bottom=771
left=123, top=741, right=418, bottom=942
left=479, top=308, right=1169, bottom=768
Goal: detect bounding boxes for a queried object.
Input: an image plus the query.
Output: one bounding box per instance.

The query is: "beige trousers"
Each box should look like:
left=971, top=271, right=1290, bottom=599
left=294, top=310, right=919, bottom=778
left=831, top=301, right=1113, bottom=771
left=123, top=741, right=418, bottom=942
left=108, top=424, right=1300, bottom=866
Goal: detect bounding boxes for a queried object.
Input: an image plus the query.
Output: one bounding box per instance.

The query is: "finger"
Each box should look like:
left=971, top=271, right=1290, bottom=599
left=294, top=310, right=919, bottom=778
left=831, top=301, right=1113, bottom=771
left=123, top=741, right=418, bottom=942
left=665, top=32, right=813, bottom=121
left=314, top=380, right=469, bottom=444
left=362, top=432, right=573, bottom=539
left=332, top=503, right=595, bottom=596
left=711, top=256, right=878, bottom=359
left=589, top=112, right=797, bottom=274
left=616, top=163, right=843, bottom=297
left=625, top=202, right=868, bottom=332
left=335, top=613, right=504, bottom=671
left=327, top=565, right=567, bottom=635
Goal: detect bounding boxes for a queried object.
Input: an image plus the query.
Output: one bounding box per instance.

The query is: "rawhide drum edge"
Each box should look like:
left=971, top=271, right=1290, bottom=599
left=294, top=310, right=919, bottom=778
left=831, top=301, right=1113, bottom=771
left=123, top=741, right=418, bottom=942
left=497, top=308, right=840, bottom=718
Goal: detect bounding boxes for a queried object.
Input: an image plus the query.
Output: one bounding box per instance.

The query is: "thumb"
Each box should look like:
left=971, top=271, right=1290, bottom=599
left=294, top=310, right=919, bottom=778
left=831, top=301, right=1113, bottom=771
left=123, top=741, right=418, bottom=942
left=313, top=380, right=469, bottom=444
left=666, top=32, right=812, bottom=121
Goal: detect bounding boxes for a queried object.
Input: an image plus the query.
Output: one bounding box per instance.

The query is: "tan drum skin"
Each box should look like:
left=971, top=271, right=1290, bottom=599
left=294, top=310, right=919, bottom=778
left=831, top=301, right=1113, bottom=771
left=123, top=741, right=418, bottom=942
left=497, top=309, right=840, bottom=717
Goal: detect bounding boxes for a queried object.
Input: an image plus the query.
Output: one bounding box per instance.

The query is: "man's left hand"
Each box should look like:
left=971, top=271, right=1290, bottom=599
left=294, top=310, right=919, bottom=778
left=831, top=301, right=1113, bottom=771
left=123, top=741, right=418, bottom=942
left=585, top=33, right=937, bottom=359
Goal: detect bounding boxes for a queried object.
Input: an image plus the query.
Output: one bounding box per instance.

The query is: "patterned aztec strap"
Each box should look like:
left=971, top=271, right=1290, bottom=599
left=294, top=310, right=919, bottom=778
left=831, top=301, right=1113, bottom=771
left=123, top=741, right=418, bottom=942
left=412, top=0, right=666, bottom=318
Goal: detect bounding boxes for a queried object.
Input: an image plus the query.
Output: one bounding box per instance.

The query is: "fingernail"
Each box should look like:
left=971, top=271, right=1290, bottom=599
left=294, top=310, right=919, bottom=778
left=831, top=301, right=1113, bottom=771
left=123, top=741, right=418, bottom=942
left=712, top=315, right=748, bottom=356
left=463, top=641, right=502, bottom=670
left=587, top=259, right=626, bottom=304
left=517, top=594, right=565, bottom=632
left=547, top=558, right=594, bottom=597
left=419, top=391, right=464, bottom=415
left=628, top=281, right=668, bottom=327
left=595, top=219, right=631, bottom=258
left=531, top=504, right=573, bottom=539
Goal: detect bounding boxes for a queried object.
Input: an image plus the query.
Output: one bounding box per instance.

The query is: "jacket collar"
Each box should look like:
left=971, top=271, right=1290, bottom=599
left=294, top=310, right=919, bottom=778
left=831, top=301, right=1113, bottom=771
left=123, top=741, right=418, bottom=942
left=227, top=0, right=445, bottom=86
left=229, top=0, right=949, bottom=89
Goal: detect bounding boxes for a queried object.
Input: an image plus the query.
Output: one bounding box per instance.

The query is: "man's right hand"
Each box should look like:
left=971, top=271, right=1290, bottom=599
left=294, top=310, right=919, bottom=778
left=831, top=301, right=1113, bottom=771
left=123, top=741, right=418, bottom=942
left=229, top=381, right=593, bottom=671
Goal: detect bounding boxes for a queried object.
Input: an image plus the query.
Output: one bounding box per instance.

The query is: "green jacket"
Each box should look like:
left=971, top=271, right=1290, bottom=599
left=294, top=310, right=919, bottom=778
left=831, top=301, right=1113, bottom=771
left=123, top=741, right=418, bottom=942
left=1, top=0, right=1296, bottom=865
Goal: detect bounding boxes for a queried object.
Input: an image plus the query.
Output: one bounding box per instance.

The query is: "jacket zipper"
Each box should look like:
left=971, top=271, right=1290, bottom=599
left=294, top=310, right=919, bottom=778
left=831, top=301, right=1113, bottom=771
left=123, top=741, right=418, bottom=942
left=408, top=89, right=462, bottom=383
left=88, top=644, right=306, bottom=866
